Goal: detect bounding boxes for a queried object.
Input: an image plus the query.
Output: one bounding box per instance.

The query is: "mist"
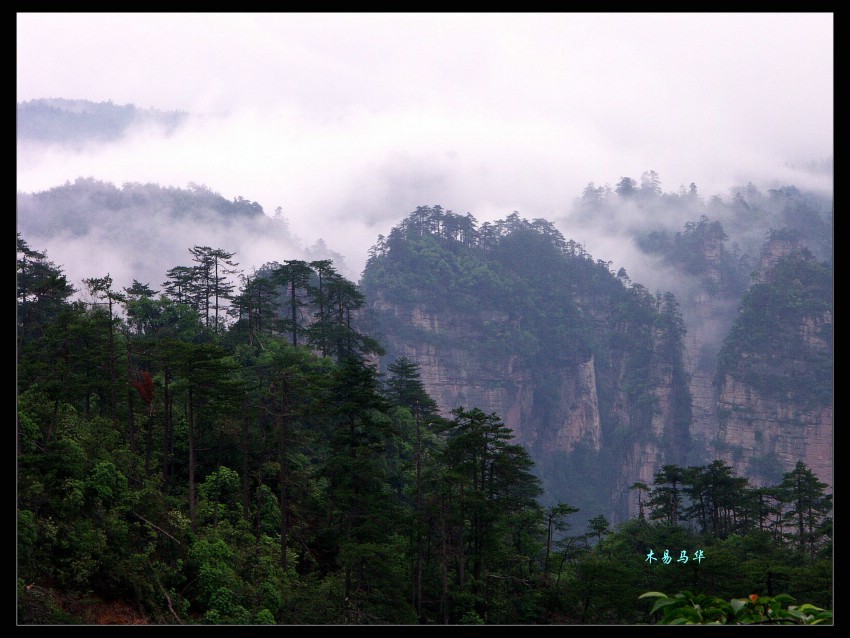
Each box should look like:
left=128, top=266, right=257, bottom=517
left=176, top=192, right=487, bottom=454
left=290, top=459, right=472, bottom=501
left=17, top=13, right=833, bottom=288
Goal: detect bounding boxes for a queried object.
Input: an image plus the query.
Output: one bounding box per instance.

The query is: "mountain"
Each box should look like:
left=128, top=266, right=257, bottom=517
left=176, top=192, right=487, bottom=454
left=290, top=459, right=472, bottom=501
left=359, top=208, right=693, bottom=523
left=17, top=98, right=188, bottom=146
left=713, top=241, right=832, bottom=486
left=616, top=185, right=832, bottom=491
left=15, top=178, right=347, bottom=294
left=360, top=199, right=833, bottom=524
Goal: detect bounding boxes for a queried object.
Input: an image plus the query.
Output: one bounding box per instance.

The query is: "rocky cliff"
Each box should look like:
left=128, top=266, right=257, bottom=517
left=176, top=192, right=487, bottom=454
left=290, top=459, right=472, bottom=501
left=362, top=209, right=693, bottom=523
left=371, top=298, right=604, bottom=456
left=700, top=242, right=832, bottom=489
left=650, top=224, right=833, bottom=492
left=714, top=372, right=833, bottom=488
left=370, top=292, right=698, bottom=522
left=361, top=207, right=832, bottom=522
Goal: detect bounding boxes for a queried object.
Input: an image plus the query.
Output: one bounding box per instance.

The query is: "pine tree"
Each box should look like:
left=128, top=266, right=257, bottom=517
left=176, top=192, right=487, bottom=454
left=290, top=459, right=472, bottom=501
left=189, top=246, right=239, bottom=334
left=272, top=260, right=313, bottom=347
left=17, top=234, right=75, bottom=345
left=776, top=462, right=832, bottom=559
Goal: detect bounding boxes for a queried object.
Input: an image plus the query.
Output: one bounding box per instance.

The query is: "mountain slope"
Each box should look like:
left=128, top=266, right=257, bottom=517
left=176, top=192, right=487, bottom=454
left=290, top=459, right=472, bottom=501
left=361, top=203, right=833, bottom=523
left=360, top=207, right=693, bottom=522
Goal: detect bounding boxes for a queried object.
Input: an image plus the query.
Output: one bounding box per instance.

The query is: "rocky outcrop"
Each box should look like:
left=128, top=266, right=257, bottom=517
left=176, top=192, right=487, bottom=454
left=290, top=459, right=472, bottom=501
left=758, top=237, right=801, bottom=276
left=362, top=212, right=832, bottom=524
left=693, top=239, right=833, bottom=490
left=370, top=291, right=690, bottom=523
left=374, top=298, right=603, bottom=456
left=680, top=292, right=737, bottom=461
left=710, top=305, right=834, bottom=489
left=715, top=374, right=833, bottom=488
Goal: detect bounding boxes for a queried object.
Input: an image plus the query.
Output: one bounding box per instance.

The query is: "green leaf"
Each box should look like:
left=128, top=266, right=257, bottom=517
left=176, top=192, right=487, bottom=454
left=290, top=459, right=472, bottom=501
left=650, top=597, right=680, bottom=615
left=730, top=598, right=748, bottom=614
left=664, top=617, right=690, bottom=625
left=811, top=611, right=833, bottom=625
left=797, top=603, right=823, bottom=612
left=669, top=606, right=703, bottom=623
left=773, top=593, right=795, bottom=606
left=639, top=591, right=668, bottom=599
left=702, top=607, right=729, bottom=622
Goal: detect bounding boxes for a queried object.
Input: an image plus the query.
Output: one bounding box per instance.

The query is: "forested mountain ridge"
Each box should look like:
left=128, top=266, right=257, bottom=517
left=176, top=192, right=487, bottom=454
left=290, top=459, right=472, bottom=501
left=15, top=174, right=833, bottom=519
left=17, top=98, right=188, bottom=146
left=15, top=179, right=347, bottom=296
left=359, top=207, right=693, bottom=522
left=360, top=193, right=833, bottom=520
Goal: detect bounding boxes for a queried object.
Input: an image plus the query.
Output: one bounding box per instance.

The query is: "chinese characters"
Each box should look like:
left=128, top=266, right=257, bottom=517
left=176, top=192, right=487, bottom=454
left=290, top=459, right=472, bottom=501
left=645, top=549, right=705, bottom=564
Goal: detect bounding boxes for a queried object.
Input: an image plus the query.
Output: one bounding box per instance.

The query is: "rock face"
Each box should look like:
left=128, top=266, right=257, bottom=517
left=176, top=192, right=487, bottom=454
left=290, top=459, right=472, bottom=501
left=714, top=373, right=833, bottom=488
left=362, top=209, right=832, bottom=523
left=686, top=239, right=833, bottom=490
left=372, top=298, right=604, bottom=455
left=710, top=295, right=833, bottom=490
left=369, top=290, right=690, bottom=523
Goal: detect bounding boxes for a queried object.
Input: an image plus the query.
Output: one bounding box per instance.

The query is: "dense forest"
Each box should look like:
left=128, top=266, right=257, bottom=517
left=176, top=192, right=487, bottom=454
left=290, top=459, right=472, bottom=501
left=17, top=226, right=832, bottom=624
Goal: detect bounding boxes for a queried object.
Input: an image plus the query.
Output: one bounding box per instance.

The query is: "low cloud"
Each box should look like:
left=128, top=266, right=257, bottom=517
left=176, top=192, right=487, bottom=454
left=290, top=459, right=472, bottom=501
left=17, top=13, right=832, bottom=287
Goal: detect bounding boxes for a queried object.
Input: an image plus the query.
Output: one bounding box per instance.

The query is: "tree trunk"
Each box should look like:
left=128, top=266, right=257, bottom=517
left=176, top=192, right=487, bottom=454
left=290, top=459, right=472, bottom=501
left=162, top=375, right=171, bottom=484
left=414, top=411, right=423, bottom=621
left=241, top=411, right=251, bottom=519
left=188, top=388, right=196, bottom=530
left=278, top=374, right=290, bottom=570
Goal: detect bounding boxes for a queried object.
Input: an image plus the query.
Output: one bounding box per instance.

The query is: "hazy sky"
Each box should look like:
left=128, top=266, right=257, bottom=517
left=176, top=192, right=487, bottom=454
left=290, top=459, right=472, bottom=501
left=17, top=12, right=833, bottom=280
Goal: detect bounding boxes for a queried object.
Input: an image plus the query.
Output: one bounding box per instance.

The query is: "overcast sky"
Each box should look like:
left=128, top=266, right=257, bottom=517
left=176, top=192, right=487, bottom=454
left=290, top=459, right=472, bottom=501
left=17, top=12, right=833, bottom=281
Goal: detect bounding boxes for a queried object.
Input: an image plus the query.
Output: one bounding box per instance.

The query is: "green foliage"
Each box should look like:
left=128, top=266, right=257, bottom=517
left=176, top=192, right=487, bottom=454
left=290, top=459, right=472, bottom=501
left=17, top=510, right=37, bottom=566
left=640, top=590, right=832, bottom=625
left=642, top=460, right=832, bottom=559
left=188, top=538, right=240, bottom=608
left=459, top=610, right=485, bottom=624
left=86, top=461, right=129, bottom=505
left=253, top=608, right=276, bottom=624
left=204, top=587, right=251, bottom=624
left=16, top=227, right=832, bottom=624
left=716, top=253, right=832, bottom=406
left=635, top=215, right=750, bottom=294
left=197, top=466, right=242, bottom=527
left=775, top=461, right=832, bottom=559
